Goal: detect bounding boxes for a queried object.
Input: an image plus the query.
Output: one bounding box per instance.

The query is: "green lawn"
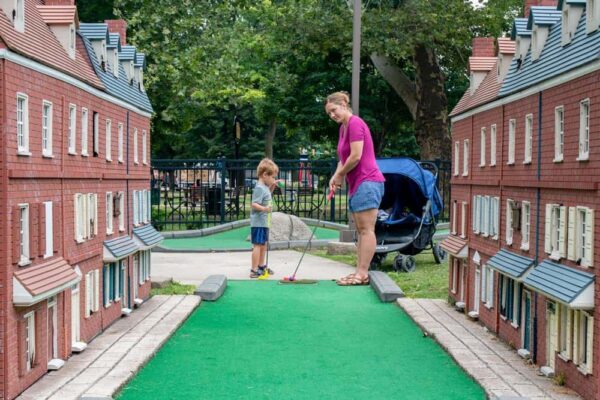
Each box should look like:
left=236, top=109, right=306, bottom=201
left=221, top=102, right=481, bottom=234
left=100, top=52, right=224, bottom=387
left=309, top=248, right=449, bottom=299
left=151, top=281, right=196, bottom=295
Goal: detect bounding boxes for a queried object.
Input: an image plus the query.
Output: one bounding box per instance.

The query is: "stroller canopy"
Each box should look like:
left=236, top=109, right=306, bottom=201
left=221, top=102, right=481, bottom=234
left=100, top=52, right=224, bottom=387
left=376, top=158, right=443, bottom=223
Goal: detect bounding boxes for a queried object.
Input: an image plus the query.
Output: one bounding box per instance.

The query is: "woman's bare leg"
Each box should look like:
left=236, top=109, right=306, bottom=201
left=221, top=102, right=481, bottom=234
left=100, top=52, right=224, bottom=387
left=353, top=209, right=378, bottom=279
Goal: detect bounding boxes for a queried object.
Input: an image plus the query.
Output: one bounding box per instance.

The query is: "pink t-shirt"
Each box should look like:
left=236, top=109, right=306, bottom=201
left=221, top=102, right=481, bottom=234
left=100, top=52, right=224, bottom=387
left=337, top=115, right=385, bottom=196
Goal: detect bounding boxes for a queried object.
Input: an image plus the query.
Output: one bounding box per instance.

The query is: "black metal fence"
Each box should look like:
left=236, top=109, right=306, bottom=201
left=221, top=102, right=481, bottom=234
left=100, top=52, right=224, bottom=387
left=151, top=158, right=451, bottom=231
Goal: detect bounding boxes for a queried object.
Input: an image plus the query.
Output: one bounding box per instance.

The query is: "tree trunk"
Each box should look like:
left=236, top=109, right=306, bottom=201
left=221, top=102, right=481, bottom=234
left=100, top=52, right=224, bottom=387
left=265, top=118, right=276, bottom=158
left=413, top=43, right=450, bottom=160
left=370, top=54, right=417, bottom=119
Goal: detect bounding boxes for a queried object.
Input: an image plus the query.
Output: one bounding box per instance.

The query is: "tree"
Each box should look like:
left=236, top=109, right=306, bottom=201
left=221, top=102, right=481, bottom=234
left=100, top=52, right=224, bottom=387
left=76, top=0, right=116, bottom=23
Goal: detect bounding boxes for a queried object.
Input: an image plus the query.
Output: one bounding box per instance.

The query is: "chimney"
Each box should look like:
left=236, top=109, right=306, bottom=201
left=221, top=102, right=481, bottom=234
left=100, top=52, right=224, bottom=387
left=44, top=0, right=75, bottom=4
left=105, top=19, right=127, bottom=46
left=472, top=38, right=496, bottom=57
left=524, top=0, right=558, bottom=18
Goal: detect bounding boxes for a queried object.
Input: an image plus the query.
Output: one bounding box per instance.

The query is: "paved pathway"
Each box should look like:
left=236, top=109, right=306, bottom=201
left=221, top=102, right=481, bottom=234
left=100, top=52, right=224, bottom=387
left=151, top=249, right=355, bottom=285
left=18, top=295, right=200, bottom=400
left=397, top=298, right=582, bottom=400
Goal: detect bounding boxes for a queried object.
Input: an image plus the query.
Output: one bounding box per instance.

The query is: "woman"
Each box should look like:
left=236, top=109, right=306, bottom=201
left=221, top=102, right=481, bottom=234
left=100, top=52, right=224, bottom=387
left=325, top=91, right=385, bottom=286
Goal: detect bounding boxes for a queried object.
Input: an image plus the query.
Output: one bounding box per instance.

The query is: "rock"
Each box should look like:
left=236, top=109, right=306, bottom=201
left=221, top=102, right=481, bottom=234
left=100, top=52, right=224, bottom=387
left=246, top=212, right=316, bottom=241
left=326, top=241, right=356, bottom=255
left=151, top=277, right=173, bottom=289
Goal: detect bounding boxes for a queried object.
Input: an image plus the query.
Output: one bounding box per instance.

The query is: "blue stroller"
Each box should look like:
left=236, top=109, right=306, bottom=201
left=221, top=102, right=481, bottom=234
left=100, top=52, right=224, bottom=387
left=369, top=158, right=445, bottom=272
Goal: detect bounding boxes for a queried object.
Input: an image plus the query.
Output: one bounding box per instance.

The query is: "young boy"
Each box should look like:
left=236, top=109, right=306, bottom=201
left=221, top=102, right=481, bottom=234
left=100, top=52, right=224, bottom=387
left=250, top=158, right=279, bottom=278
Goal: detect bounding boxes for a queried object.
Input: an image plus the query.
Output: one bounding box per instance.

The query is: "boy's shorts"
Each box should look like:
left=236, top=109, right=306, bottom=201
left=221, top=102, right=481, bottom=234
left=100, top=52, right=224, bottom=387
left=251, top=227, right=269, bottom=245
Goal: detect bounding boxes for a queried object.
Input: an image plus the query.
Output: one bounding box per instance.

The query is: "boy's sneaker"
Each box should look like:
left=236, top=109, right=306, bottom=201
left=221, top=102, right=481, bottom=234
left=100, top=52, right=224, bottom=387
left=259, top=265, right=274, bottom=275
left=249, top=269, right=263, bottom=279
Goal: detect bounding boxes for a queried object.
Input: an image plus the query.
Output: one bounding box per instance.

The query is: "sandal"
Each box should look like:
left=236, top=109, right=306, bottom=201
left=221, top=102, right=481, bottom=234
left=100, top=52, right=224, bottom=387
left=336, top=274, right=370, bottom=286
left=250, top=269, right=263, bottom=279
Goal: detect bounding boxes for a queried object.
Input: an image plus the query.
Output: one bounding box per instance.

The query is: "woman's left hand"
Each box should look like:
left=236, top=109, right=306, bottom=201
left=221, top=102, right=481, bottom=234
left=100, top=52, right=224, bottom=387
left=329, top=174, right=342, bottom=193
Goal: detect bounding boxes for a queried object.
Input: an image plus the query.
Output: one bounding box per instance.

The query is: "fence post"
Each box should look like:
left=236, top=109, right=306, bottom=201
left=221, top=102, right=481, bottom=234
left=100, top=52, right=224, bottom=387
left=220, top=158, right=226, bottom=224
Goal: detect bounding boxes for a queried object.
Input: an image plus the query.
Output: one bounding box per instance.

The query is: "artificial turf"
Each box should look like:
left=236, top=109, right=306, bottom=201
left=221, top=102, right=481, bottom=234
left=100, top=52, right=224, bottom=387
left=117, top=281, right=484, bottom=400
left=160, top=226, right=341, bottom=250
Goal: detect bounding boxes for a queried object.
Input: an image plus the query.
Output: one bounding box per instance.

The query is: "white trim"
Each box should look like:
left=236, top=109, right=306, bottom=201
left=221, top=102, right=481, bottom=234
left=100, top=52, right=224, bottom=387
left=451, top=59, right=600, bottom=122
left=0, top=49, right=152, bottom=118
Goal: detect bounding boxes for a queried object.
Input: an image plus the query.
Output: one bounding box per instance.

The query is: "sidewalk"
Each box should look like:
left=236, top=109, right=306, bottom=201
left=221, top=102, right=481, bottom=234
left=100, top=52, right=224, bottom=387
left=397, top=298, right=581, bottom=400
left=18, top=295, right=200, bottom=400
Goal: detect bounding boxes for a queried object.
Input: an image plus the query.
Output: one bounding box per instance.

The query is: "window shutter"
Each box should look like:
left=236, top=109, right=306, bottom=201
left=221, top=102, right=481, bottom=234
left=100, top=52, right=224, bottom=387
left=133, top=191, right=138, bottom=225
left=13, top=206, right=21, bottom=264
left=29, top=204, right=38, bottom=260
left=93, top=194, right=98, bottom=236
left=586, top=315, right=593, bottom=373
left=103, top=266, right=109, bottom=306
left=109, top=264, right=115, bottom=300
left=84, top=194, right=89, bottom=239
left=559, top=206, right=566, bottom=258
left=119, top=263, right=125, bottom=298
left=74, top=194, right=79, bottom=241
left=573, top=311, right=580, bottom=365
left=506, top=202, right=512, bottom=245
left=568, top=207, right=576, bottom=260
left=93, top=269, right=100, bottom=312
left=488, top=268, right=494, bottom=307
left=567, top=309, right=573, bottom=360
left=554, top=305, right=561, bottom=352
left=85, top=273, right=91, bottom=318
left=544, top=204, right=552, bottom=253
left=38, top=203, right=45, bottom=257
left=472, top=196, right=477, bottom=232
left=18, top=318, right=26, bottom=376
left=585, top=208, right=594, bottom=266
left=53, top=202, right=60, bottom=253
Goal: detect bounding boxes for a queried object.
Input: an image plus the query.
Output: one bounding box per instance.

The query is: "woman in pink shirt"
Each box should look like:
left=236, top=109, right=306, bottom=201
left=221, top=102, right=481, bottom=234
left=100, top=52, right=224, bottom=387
left=325, top=92, right=385, bottom=286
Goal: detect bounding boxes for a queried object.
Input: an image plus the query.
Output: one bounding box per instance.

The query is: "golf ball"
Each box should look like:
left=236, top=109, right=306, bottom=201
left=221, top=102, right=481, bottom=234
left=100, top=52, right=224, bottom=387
left=283, top=276, right=289, bottom=281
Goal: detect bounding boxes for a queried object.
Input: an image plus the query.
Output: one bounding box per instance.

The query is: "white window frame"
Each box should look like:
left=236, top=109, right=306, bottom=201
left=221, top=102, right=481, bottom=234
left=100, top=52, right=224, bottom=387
left=508, top=119, right=516, bottom=165
left=490, top=124, right=497, bottom=166
left=81, top=108, right=89, bottom=156
left=75, top=194, right=84, bottom=243
left=578, top=99, right=590, bottom=161
left=118, top=123, right=124, bottom=163
left=119, top=192, right=125, bottom=231
left=586, top=0, right=600, bottom=33
left=548, top=205, right=566, bottom=260
left=106, top=192, right=113, bottom=235
left=133, top=191, right=139, bottom=226
left=16, top=93, right=30, bottom=155
left=88, top=193, right=98, bottom=238
left=19, top=203, right=29, bottom=265
left=452, top=201, right=457, bottom=234
left=134, top=128, right=139, bottom=164
left=521, top=201, right=531, bottom=251
left=490, top=197, right=499, bottom=240
left=42, top=100, right=53, bottom=157
left=142, top=130, right=147, bottom=165
left=44, top=201, right=53, bottom=258
left=558, top=304, right=572, bottom=359
left=462, top=139, right=469, bottom=176
left=506, top=200, right=514, bottom=246
left=106, top=119, right=112, bottom=161
left=93, top=112, right=99, bottom=156
left=555, top=106, right=564, bottom=162
left=575, top=310, right=594, bottom=375
left=461, top=201, right=467, bottom=238
left=14, top=0, right=25, bottom=33
left=24, top=311, right=35, bottom=371
left=68, top=104, right=77, bottom=154
left=480, top=127, right=486, bottom=167
left=482, top=196, right=490, bottom=237
left=482, top=264, right=494, bottom=308
left=454, top=141, right=459, bottom=176
left=472, top=195, right=478, bottom=234
left=524, top=114, right=533, bottom=164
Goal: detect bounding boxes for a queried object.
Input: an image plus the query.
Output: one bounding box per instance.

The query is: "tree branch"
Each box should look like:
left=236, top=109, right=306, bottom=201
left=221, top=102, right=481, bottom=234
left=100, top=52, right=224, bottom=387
left=370, top=53, right=417, bottom=119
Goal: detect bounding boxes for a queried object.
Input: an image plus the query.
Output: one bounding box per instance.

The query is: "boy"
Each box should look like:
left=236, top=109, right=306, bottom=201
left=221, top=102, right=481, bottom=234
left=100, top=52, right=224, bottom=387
left=250, top=158, right=279, bottom=278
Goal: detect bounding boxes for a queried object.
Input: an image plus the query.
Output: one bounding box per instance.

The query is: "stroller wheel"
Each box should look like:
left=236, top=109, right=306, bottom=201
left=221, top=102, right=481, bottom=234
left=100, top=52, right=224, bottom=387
left=370, top=254, right=385, bottom=270
left=433, top=243, right=447, bottom=264
left=393, top=255, right=416, bottom=273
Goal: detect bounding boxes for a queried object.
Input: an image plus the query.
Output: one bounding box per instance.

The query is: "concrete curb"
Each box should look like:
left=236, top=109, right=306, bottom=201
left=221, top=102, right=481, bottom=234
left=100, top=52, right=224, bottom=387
left=369, top=271, right=404, bottom=302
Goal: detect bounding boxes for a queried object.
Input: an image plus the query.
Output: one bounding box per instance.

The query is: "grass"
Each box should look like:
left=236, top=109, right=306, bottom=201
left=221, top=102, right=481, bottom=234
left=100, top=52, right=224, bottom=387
left=150, top=281, right=196, bottom=295
left=309, top=248, right=449, bottom=299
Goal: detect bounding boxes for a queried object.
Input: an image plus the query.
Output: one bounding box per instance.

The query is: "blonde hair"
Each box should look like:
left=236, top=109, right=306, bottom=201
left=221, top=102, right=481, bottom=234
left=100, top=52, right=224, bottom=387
left=257, top=158, right=279, bottom=177
left=326, top=91, right=352, bottom=112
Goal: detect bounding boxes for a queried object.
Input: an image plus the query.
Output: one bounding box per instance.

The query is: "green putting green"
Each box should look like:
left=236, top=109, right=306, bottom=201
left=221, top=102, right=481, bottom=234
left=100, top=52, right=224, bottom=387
left=161, top=226, right=341, bottom=250
left=117, top=281, right=484, bottom=400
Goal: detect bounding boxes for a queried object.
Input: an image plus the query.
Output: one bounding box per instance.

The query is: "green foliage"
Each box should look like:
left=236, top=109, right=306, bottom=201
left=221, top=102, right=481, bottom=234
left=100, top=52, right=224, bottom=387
left=151, top=281, right=195, bottom=296
left=76, top=0, right=116, bottom=23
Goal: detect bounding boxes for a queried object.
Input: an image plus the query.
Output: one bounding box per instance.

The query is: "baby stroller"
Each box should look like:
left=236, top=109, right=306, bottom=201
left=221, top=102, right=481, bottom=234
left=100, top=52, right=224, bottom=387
left=369, top=158, right=445, bottom=272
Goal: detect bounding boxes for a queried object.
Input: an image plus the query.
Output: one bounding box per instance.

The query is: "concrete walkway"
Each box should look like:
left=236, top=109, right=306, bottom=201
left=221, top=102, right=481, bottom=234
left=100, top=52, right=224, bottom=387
left=397, top=298, right=582, bottom=400
left=151, top=249, right=356, bottom=285
left=18, top=295, right=200, bottom=400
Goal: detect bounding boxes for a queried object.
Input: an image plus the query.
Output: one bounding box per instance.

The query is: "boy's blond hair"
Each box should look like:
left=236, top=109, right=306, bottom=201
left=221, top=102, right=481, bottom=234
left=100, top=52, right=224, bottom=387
left=257, top=158, right=279, bottom=177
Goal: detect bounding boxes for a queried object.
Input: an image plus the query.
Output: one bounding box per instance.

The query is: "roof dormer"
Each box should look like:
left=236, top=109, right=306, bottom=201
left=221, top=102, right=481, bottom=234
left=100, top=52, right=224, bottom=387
left=0, top=0, right=25, bottom=32
left=496, top=38, right=516, bottom=82
left=134, top=53, right=146, bottom=92
left=79, top=23, right=109, bottom=71
left=511, top=18, right=532, bottom=65
left=558, top=0, right=585, bottom=45
left=37, top=5, right=79, bottom=59
left=527, top=6, right=561, bottom=60
left=587, top=0, right=600, bottom=32
left=107, top=32, right=121, bottom=78
left=119, top=45, right=137, bottom=85
left=468, top=37, right=496, bottom=94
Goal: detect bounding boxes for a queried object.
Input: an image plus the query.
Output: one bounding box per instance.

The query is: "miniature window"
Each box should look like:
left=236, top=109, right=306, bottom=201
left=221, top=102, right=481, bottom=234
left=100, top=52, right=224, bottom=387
left=17, top=93, right=29, bottom=155
left=106, top=192, right=113, bottom=234
left=24, top=312, right=35, bottom=371
left=106, top=119, right=112, bottom=161
left=508, top=119, right=516, bottom=165
left=524, top=114, right=533, bottom=164
left=480, top=127, right=486, bottom=167
left=81, top=108, right=89, bottom=156
left=490, top=124, right=497, bottom=166
left=521, top=201, right=531, bottom=250
left=19, top=204, right=29, bottom=264
left=578, top=99, right=590, bottom=161
left=68, top=104, right=77, bottom=154
left=134, top=128, right=139, bottom=164
left=42, top=101, right=53, bottom=157
left=118, top=123, right=124, bottom=163
left=462, top=139, right=469, bottom=176
left=554, top=106, right=564, bottom=162
left=454, top=141, right=459, bottom=176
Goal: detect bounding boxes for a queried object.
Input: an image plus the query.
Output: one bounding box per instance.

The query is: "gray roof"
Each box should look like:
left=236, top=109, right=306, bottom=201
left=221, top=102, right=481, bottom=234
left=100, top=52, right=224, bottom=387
left=104, top=235, right=139, bottom=260
left=524, top=260, right=594, bottom=305
left=500, top=11, right=600, bottom=97
left=79, top=23, right=109, bottom=41
left=527, top=6, right=562, bottom=29
left=79, top=33, right=153, bottom=113
left=119, top=45, right=137, bottom=61
left=133, top=224, right=163, bottom=247
left=511, top=18, right=531, bottom=39
left=108, top=33, right=121, bottom=50
left=135, top=53, right=146, bottom=68
left=487, top=249, right=534, bottom=280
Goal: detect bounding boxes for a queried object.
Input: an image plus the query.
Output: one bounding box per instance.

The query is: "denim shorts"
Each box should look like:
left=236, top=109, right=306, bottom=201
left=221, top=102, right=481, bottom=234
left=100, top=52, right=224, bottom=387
left=251, top=227, right=269, bottom=245
left=348, top=181, right=385, bottom=213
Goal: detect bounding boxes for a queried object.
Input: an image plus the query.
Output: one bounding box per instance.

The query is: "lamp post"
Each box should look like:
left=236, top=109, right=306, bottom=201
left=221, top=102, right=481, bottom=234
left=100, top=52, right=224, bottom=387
left=233, top=115, right=241, bottom=187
